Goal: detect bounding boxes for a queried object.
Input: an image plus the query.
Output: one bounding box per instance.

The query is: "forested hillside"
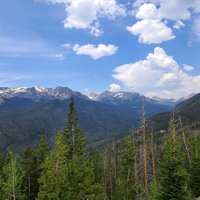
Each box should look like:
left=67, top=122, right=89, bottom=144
left=0, top=98, right=199, bottom=200
left=152, top=93, right=200, bottom=131
left=0, top=87, right=171, bottom=152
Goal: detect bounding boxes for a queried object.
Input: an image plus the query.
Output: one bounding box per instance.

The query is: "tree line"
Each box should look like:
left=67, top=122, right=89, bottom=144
left=0, top=98, right=199, bottom=200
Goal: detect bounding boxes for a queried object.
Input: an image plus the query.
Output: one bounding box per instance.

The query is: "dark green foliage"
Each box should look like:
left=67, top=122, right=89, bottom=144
left=37, top=133, right=69, bottom=200
left=64, top=98, right=87, bottom=158
left=37, top=135, right=50, bottom=167
left=113, top=135, right=136, bottom=200
left=189, top=135, right=200, bottom=198
left=21, top=148, right=39, bottom=200
left=0, top=92, right=171, bottom=152
left=0, top=152, right=5, bottom=171
left=0, top=96, right=199, bottom=200
left=158, top=122, right=191, bottom=200
left=153, top=93, right=200, bottom=131
left=0, top=150, right=25, bottom=200
left=38, top=98, right=107, bottom=200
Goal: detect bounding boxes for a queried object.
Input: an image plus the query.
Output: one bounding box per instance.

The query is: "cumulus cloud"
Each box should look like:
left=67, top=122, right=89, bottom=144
left=128, top=3, right=174, bottom=44
left=183, top=64, right=194, bottom=71
left=136, top=3, right=158, bottom=19
left=109, top=83, right=121, bottom=92
left=113, top=47, right=200, bottom=99
left=40, top=0, right=126, bottom=36
left=127, top=19, right=174, bottom=44
left=73, top=44, right=118, bottom=59
left=129, top=0, right=200, bottom=44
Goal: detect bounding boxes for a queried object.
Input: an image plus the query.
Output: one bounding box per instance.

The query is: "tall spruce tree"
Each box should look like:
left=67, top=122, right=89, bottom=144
left=158, top=120, right=191, bottom=200
left=189, top=135, right=200, bottom=198
left=0, top=152, right=6, bottom=200
left=21, top=148, right=39, bottom=200
left=37, top=133, right=69, bottom=200
left=113, top=135, right=136, bottom=200
left=0, top=150, right=25, bottom=200
left=37, top=135, right=50, bottom=167
left=38, top=98, right=106, bottom=200
left=64, top=97, right=86, bottom=158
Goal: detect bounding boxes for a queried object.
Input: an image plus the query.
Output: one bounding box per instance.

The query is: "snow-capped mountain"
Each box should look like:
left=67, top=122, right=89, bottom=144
left=150, top=96, right=177, bottom=106
left=1, top=87, right=191, bottom=108
left=87, top=91, right=176, bottom=107
left=0, top=86, right=196, bottom=152
left=0, top=86, right=89, bottom=102
left=89, top=91, right=144, bottom=106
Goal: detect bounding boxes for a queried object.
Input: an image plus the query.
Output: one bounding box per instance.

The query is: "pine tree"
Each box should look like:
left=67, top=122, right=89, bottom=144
left=189, top=135, right=200, bottom=198
left=37, top=135, right=50, bottom=167
left=38, top=98, right=107, bottom=200
left=37, top=133, right=69, bottom=200
left=0, top=150, right=25, bottom=200
left=158, top=120, right=191, bottom=200
left=21, top=148, right=39, bottom=200
left=64, top=97, right=87, bottom=158
left=0, top=151, right=6, bottom=200
left=0, top=152, right=5, bottom=170
left=113, top=135, right=136, bottom=200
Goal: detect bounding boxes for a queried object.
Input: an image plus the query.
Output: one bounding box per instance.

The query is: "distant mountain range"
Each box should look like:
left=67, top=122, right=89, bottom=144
left=152, top=93, right=200, bottom=131
left=0, top=86, right=88, bottom=102
left=0, top=86, right=197, bottom=152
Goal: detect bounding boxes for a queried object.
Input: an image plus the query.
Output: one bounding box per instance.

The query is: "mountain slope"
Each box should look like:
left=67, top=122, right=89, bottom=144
left=89, top=91, right=171, bottom=117
left=0, top=97, right=138, bottom=152
left=0, top=87, right=174, bottom=152
left=152, top=93, right=200, bottom=130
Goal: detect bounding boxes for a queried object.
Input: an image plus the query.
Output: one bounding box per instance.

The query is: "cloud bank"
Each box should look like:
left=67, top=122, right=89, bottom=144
left=128, top=0, right=200, bottom=44
left=40, top=0, right=126, bottom=36
left=113, top=47, right=200, bottom=99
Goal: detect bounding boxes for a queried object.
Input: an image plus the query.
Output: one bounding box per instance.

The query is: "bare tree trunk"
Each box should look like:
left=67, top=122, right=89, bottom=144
left=11, top=158, right=16, bottom=200
left=179, top=116, right=191, bottom=164
left=28, top=175, right=31, bottom=200
left=112, top=138, right=117, bottom=183
left=151, top=123, right=156, bottom=183
left=142, top=105, right=148, bottom=189
left=141, top=102, right=149, bottom=200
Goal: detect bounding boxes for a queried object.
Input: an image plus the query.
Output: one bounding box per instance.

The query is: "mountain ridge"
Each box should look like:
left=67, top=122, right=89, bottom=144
left=0, top=86, right=197, bottom=152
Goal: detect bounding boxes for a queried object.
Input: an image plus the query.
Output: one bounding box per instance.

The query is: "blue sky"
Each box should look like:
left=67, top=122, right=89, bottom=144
left=0, top=0, right=200, bottom=98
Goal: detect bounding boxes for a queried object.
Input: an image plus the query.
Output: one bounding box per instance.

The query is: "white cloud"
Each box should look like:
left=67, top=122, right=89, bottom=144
left=128, top=3, right=174, bottom=44
left=158, top=0, right=192, bottom=21
left=136, top=3, right=158, bottom=19
left=73, top=44, right=118, bottom=59
left=113, top=47, right=200, bottom=99
left=40, top=0, right=126, bottom=36
left=127, top=19, right=174, bottom=44
left=130, top=1, right=200, bottom=44
left=90, top=22, right=104, bottom=37
left=64, top=0, right=97, bottom=29
left=173, top=20, right=185, bottom=29
left=61, top=43, right=71, bottom=49
left=183, top=64, right=194, bottom=71
left=109, top=83, right=121, bottom=92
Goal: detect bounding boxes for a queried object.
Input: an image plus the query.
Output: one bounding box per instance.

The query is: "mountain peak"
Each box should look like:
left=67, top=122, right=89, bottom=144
left=0, top=86, right=89, bottom=102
